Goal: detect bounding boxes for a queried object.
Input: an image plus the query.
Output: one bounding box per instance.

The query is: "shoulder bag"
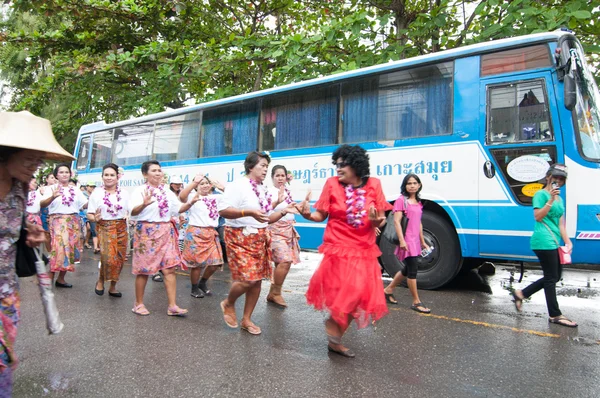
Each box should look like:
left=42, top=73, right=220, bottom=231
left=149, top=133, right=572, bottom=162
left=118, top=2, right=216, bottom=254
left=540, top=221, right=572, bottom=265
left=382, top=196, right=409, bottom=245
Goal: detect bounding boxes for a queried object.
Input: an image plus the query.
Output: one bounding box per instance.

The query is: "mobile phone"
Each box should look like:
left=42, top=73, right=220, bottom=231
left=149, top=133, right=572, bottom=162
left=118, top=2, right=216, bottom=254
left=551, top=182, right=559, bottom=190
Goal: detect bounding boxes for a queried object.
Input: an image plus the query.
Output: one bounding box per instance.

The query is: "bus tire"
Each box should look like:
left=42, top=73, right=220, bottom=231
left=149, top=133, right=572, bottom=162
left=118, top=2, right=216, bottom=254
left=379, top=210, right=462, bottom=290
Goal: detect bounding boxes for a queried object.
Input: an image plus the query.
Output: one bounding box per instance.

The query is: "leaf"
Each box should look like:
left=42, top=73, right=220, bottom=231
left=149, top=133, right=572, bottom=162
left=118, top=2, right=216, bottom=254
left=570, top=10, right=591, bottom=19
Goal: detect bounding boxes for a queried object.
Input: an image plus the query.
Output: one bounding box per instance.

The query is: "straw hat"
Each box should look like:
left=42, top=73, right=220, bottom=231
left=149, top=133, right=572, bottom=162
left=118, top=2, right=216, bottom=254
left=0, top=111, right=75, bottom=161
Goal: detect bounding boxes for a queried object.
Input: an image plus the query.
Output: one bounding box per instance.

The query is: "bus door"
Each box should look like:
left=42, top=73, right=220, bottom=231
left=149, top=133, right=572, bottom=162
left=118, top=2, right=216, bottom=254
left=478, top=71, right=563, bottom=260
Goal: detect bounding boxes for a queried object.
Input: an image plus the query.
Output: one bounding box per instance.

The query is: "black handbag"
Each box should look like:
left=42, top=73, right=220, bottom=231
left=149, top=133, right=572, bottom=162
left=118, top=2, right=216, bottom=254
left=382, top=196, right=409, bottom=245
left=16, top=214, right=46, bottom=278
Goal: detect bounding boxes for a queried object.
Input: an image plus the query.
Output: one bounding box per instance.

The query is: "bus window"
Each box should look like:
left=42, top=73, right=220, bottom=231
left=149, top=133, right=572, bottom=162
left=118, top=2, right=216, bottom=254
left=261, top=86, right=338, bottom=151
left=113, top=123, right=154, bottom=166
left=154, top=111, right=201, bottom=161
left=481, top=45, right=551, bottom=76
left=341, top=61, right=453, bottom=143
left=201, top=102, right=258, bottom=157
left=90, top=130, right=113, bottom=169
left=76, top=137, right=91, bottom=171
left=487, top=79, right=553, bottom=144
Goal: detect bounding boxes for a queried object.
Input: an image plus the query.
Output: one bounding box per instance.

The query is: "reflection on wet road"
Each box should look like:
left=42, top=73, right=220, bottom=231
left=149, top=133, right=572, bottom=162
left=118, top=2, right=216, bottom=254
left=12, top=252, right=600, bottom=397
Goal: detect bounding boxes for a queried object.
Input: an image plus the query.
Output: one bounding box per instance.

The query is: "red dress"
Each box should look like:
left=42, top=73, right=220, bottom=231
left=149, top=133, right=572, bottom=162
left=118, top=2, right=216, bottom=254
left=305, top=177, right=392, bottom=329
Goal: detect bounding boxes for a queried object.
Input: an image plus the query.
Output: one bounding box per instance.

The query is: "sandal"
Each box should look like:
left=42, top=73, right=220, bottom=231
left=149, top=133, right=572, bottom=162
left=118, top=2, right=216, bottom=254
left=220, top=300, right=238, bottom=328
left=132, top=304, right=150, bottom=316
left=152, top=274, right=163, bottom=282
left=549, top=315, right=578, bottom=328
left=240, top=322, right=262, bottom=335
left=384, top=292, right=398, bottom=304
left=511, top=291, right=523, bottom=312
left=410, top=302, right=431, bottom=314
left=167, top=306, right=188, bottom=317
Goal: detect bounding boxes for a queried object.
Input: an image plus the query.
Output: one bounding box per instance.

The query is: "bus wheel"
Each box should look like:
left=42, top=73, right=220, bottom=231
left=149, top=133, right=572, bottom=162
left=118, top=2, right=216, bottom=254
left=379, top=211, right=462, bottom=290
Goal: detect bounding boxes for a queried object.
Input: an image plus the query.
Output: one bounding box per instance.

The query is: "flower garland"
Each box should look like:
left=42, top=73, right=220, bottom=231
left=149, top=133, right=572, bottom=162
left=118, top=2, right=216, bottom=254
left=249, top=178, right=272, bottom=212
left=102, top=186, right=124, bottom=217
left=147, top=183, right=169, bottom=218
left=60, top=185, right=76, bottom=207
left=344, top=184, right=366, bottom=228
left=26, top=191, right=36, bottom=207
left=201, top=197, right=219, bottom=220
left=284, top=186, right=294, bottom=204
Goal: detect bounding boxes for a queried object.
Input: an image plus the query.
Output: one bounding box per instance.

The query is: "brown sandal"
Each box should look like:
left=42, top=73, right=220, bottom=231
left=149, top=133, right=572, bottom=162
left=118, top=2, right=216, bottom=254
left=220, top=300, right=238, bottom=328
left=549, top=315, right=578, bottom=328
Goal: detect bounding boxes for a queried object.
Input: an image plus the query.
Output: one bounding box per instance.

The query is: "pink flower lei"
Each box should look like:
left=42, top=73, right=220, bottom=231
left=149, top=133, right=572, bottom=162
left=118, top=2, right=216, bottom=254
left=60, top=185, right=76, bottom=207
left=146, top=183, right=169, bottom=218
left=26, top=191, right=36, bottom=207
left=344, top=184, right=366, bottom=228
left=249, top=178, right=272, bottom=212
left=284, top=186, right=293, bottom=204
left=200, top=196, right=219, bottom=220
left=102, top=186, right=123, bottom=217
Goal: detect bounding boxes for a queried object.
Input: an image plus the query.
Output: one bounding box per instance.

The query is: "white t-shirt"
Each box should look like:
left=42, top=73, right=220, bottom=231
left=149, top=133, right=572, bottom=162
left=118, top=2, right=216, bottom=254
left=187, top=193, right=222, bottom=228
left=87, top=187, right=130, bottom=220
left=218, top=177, right=271, bottom=229
left=25, top=190, right=42, bottom=214
left=42, top=184, right=88, bottom=215
left=269, top=186, right=295, bottom=222
left=130, top=184, right=181, bottom=222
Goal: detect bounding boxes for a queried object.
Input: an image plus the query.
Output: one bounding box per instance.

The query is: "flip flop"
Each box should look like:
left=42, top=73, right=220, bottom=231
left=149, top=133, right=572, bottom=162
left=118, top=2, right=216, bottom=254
left=384, top=292, right=398, bottom=304
left=240, top=323, right=262, bottom=335
left=132, top=304, right=150, bottom=316
left=220, top=300, right=238, bottom=328
left=549, top=316, right=578, bottom=328
left=410, top=302, right=431, bottom=314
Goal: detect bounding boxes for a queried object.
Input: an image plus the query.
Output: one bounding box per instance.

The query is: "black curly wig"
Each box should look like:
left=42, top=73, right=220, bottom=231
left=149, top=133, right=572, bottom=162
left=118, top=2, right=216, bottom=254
left=331, top=145, right=370, bottom=180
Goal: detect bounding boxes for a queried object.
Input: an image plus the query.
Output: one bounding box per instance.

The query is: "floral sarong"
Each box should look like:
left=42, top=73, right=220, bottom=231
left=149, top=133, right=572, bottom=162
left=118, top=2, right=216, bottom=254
left=268, top=219, right=300, bottom=265
left=132, top=221, right=180, bottom=275
left=48, top=214, right=82, bottom=272
left=224, top=227, right=272, bottom=282
left=97, top=219, right=127, bottom=282
left=0, top=292, right=20, bottom=393
left=182, top=226, right=224, bottom=269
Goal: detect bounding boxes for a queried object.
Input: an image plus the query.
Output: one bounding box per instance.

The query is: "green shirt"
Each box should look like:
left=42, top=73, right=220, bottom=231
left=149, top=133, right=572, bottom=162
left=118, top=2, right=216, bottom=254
left=530, top=189, right=564, bottom=250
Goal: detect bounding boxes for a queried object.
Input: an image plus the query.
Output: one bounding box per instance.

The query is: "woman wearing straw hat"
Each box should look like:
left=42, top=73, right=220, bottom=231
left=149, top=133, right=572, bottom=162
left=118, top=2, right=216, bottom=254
left=0, top=111, right=73, bottom=396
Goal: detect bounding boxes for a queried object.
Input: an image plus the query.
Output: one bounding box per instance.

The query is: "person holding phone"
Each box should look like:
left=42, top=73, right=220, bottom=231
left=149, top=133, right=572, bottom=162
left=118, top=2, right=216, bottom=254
left=382, top=173, right=431, bottom=313
left=511, top=163, right=576, bottom=327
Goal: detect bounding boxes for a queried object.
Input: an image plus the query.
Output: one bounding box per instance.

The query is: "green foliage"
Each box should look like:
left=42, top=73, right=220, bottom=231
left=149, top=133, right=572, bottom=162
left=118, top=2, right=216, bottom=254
left=0, top=0, right=598, bottom=153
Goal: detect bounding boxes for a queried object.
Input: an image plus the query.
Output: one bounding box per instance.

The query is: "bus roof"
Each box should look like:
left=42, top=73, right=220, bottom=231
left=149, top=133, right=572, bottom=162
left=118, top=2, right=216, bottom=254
left=79, top=30, right=571, bottom=135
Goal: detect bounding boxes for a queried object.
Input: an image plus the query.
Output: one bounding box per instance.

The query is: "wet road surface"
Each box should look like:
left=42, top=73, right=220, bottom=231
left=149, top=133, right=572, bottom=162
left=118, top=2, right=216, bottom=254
left=13, top=251, right=600, bottom=397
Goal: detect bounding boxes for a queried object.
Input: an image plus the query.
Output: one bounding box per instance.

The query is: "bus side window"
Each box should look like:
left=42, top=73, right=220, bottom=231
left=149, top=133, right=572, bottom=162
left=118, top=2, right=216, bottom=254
left=76, top=137, right=91, bottom=171
left=487, top=79, right=554, bottom=144
left=153, top=112, right=201, bottom=161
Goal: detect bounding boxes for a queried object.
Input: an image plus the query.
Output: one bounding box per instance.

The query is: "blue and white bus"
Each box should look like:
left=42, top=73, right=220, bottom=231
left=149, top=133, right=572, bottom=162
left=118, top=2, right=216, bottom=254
left=73, top=30, right=600, bottom=289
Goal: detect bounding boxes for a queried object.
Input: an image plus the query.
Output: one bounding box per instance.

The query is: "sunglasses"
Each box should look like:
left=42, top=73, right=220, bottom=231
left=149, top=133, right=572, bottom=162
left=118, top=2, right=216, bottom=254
left=335, top=161, right=349, bottom=169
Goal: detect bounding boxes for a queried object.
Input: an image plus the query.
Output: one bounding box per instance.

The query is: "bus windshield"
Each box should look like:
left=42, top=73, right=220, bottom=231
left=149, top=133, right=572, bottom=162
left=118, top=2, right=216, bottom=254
left=572, top=44, right=600, bottom=160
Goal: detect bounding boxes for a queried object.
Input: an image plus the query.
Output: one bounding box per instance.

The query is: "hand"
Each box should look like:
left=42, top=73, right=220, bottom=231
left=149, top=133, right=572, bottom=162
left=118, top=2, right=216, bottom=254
left=374, top=227, right=381, bottom=237
left=190, top=191, right=201, bottom=205
left=52, top=186, right=62, bottom=199
left=421, top=242, right=430, bottom=251
left=250, top=209, right=269, bottom=223
left=142, top=189, right=155, bottom=207
left=296, top=201, right=311, bottom=217
left=277, top=186, right=286, bottom=204
left=550, top=187, right=560, bottom=199
left=192, top=173, right=205, bottom=184
left=211, top=179, right=223, bottom=190
left=565, top=240, right=573, bottom=253
left=285, top=202, right=299, bottom=214
left=24, top=222, right=46, bottom=247
left=95, top=208, right=103, bottom=222
left=399, top=240, right=408, bottom=251
left=368, top=206, right=385, bottom=224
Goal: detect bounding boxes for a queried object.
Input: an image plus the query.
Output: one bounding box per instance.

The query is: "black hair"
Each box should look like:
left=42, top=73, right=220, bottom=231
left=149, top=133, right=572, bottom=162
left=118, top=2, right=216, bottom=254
left=400, top=173, right=423, bottom=202
left=271, top=164, right=288, bottom=178
left=331, top=145, right=370, bottom=180
left=102, top=163, right=119, bottom=175
left=244, top=151, right=271, bottom=174
left=53, top=162, right=72, bottom=178
left=141, top=160, right=160, bottom=175
left=69, top=178, right=78, bottom=184
left=0, top=145, right=23, bottom=163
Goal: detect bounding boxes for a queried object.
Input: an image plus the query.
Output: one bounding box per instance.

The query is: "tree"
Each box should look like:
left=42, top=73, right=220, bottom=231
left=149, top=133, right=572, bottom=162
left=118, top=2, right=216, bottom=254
left=1, top=0, right=598, bottom=152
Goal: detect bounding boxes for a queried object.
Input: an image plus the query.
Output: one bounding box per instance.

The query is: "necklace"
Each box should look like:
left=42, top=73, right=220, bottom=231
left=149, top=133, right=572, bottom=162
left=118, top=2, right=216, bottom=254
left=60, top=184, right=75, bottom=207
left=249, top=178, right=272, bottom=212
left=102, top=186, right=123, bottom=217
left=201, top=196, right=219, bottom=220
left=146, top=183, right=169, bottom=218
left=27, top=191, right=36, bottom=207
left=344, top=184, right=366, bottom=228
left=284, top=186, right=293, bottom=204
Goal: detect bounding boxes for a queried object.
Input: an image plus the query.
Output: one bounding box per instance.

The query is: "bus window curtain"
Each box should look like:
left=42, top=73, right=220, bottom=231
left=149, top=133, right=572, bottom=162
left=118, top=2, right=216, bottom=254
left=275, top=99, right=336, bottom=149
left=342, top=78, right=378, bottom=143
left=232, top=112, right=258, bottom=154
left=202, top=118, right=226, bottom=157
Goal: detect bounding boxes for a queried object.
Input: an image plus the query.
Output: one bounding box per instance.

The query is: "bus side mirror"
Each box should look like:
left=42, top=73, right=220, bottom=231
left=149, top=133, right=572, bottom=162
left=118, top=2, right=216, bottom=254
left=564, top=74, right=576, bottom=111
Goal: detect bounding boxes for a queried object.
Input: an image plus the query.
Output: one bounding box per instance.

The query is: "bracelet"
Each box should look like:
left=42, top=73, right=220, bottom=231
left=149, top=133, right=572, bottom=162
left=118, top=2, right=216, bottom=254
left=545, top=202, right=552, bottom=207
left=241, top=210, right=245, bottom=217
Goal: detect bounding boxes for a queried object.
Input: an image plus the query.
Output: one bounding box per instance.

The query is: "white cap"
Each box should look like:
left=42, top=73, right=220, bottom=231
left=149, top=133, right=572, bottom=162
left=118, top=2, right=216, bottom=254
left=170, top=176, right=183, bottom=184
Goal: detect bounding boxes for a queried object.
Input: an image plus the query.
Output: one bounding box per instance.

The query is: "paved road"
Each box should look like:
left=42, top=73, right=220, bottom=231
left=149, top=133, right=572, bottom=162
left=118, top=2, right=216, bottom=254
left=12, top=251, right=600, bottom=397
